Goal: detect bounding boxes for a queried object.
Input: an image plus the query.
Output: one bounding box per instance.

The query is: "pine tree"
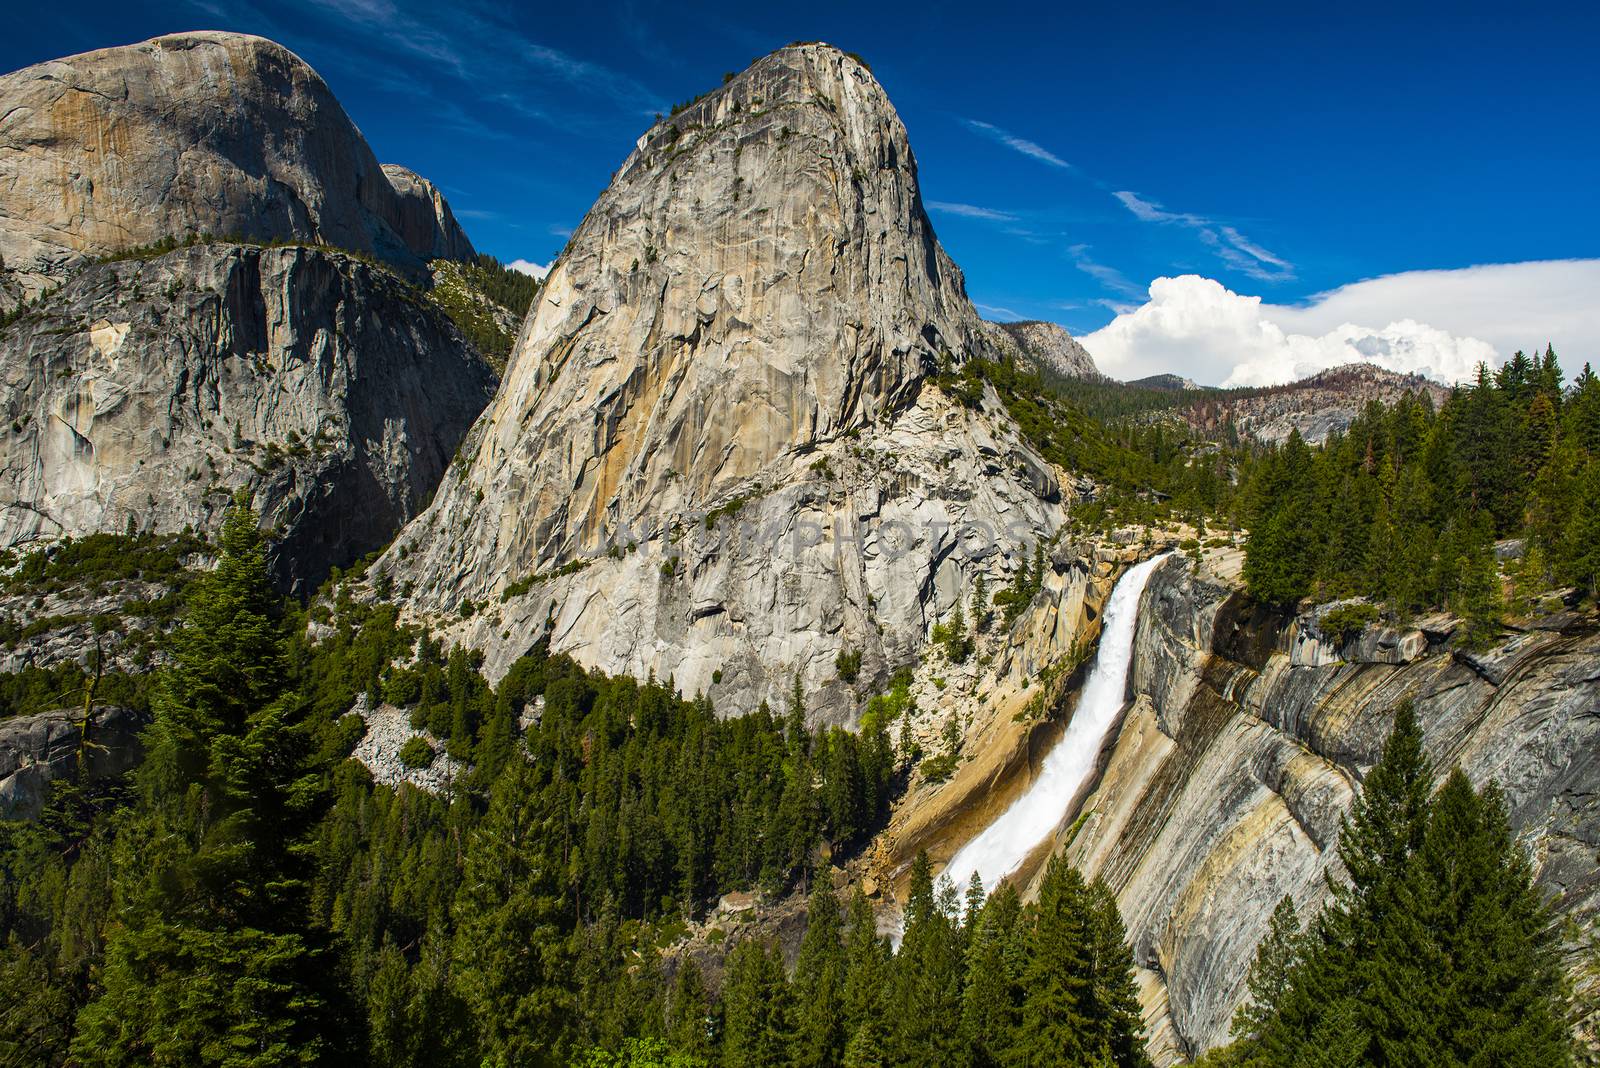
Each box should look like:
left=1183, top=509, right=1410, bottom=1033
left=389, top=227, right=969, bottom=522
left=1455, top=512, right=1503, bottom=646
left=720, top=939, right=795, bottom=1067
left=794, top=883, right=847, bottom=1068
left=961, top=882, right=1023, bottom=1067
left=842, top=888, right=889, bottom=1051
left=1564, top=461, right=1600, bottom=599
left=1260, top=700, right=1433, bottom=1064
left=1015, top=856, right=1149, bottom=1067
left=888, top=853, right=965, bottom=1065
left=665, top=960, right=713, bottom=1062
left=972, top=571, right=991, bottom=633
left=1377, top=773, right=1571, bottom=1066
left=1229, top=896, right=1302, bottom=1048
left=451, top=756, right=576, bottom=1067
left=73, top=494, right=340, bottom=1067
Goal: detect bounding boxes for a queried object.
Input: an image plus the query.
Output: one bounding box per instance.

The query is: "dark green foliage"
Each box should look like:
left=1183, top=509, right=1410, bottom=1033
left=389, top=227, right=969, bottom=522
left=1241, top=352, right=1600, bottom=618
left=464, top=253, right=539, bottom=318
left=960, top=356, right=1244, bottom=531
left=1015, top=855, right=1150, bottom=1068
left=721, top=939, right=795, bottom=1066
left=794, top=883, right=847, bottom=1068
left=1317, top=602, right=1378, bottom=646
left=397, top=736, right=434, bottom=769
left=4, top=530, right=208, bottom=598
left=835, top=645, right=863, bottom=683
left=931, top=606, right=973, bottom=663
left=1238, top=701, right=1575, bottom=1067
left=429, top=254, right=541, bottom=367
left=1229, top=896, right=1302, bottom=1048
left=72, top=493, right=342, bottom=1066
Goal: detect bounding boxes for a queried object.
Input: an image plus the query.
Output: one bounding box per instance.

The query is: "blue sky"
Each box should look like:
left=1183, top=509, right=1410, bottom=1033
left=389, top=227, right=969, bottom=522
left=6, top=1, right=1597, bottom=384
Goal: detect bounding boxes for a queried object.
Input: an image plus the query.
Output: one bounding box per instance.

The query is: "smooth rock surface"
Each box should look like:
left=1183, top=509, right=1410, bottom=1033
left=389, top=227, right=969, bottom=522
left=1064, top=559, right=1600, bottom=1062
left=982, top=319, right=1101, bottom=381
left=0, top=31, right=474, bottom=306
left=0, top=704, right=147, bottom=818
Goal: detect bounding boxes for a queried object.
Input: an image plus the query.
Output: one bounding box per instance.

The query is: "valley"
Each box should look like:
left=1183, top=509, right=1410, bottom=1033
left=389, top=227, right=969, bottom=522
left=0, top=25, right=1595, bottom=1068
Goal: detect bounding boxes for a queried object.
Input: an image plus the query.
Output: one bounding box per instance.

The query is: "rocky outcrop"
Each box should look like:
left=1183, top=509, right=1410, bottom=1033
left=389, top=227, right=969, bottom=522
left=1062, top=555, right=1600, bottom=1062
left=1177, top=363, right=1450, bottom=445
left=0, top=243, right=496, bottom=593
left=0, top=704, right=147, bottom=818
left=0, top=31, right=475, bottom=306
left=983, top=320, right=1101, bottom=381
left=380, top=44, right=1068, bottom=721
left=381, top=165, right=477, bottom=265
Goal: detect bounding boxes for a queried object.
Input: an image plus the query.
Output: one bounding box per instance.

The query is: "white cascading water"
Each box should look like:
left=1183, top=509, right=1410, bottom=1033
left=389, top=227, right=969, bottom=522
left=942, top=553, right=1170, bottom=897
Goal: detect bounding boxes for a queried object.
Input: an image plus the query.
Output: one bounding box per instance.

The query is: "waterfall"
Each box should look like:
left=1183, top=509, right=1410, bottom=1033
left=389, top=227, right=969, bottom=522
left=941, top=553, right=1169, bottom=897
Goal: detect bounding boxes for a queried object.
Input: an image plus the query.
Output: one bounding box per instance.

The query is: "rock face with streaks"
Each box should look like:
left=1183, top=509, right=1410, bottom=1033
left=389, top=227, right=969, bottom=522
left=0, top=32, right=498, bottom=592
left=983, top=319, right=1101, bottom=381
left=1177, top=363, right=1451, bottom=445
left=380, top=44, right=1070, bottom=722
left=1059, top=556, right=1600, bottom=1062
left=0, top=243, right=496, bottom=593
left=0, top=31, right=475, bottom=307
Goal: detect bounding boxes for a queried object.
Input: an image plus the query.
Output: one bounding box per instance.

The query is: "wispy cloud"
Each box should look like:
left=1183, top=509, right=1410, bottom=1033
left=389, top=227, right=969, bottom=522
left=926, top=200, right=1017, bottom=222
left=961, top=119, right=1073, bottom=170
left=1067, top=244, right=1145, bottom=300
left=294, top=0, right=664, bottom=127
left=1113, top=189, right=1293, bottom=282
left=976, top=302, right=1022, bottom=318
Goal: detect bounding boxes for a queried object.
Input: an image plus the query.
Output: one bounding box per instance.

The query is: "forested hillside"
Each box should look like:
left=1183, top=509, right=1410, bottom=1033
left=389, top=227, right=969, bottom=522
left=1240, top=348, right=1600, bottom=635
left=0, top=497, right=1155, bottom=1066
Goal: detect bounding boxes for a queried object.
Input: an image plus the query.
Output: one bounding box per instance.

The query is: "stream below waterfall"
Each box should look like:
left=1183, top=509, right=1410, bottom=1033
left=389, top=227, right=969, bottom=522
left=941, top=552, right=1170, bottom=897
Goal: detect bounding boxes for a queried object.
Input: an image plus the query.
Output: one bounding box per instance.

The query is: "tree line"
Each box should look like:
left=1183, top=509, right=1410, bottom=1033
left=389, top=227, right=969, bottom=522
left=1241, top=349, right=1600, bottom=632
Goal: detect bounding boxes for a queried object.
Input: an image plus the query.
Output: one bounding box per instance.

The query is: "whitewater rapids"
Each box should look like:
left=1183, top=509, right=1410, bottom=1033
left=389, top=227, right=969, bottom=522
left=941, top=553, right=1170, bottom=897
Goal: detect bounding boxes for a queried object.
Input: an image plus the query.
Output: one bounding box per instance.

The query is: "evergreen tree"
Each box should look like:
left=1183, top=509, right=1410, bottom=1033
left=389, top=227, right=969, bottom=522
left=1015, top=856, right=1149, bottom=1067
left=794, top=883, right=847, bottom=1068
left=720, top=939, right=795, bottom=1067
left=842, top=888, right=890, bottom=1060
left=1260, top=700, right=1433, bottom=1065
left=961, top=882, right=1023, bottom=1067
left=888, top=853, right=965, bottom=1065
left=1369, top=772, right=1571, bottom=1066
left=451, top=756, right=575, bottom=1067
left=1229, top=896, right=1302, bottom=1049
left=666, top=960, right=714, bottom=1063
left=73, top=494, right=339, bottom=1067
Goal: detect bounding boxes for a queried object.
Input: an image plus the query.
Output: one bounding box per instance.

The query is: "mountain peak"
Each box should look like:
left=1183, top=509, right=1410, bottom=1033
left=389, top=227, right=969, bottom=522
left=0, top=30, right=473, bottom=304
left=382, top=45, right=1061, bottom=719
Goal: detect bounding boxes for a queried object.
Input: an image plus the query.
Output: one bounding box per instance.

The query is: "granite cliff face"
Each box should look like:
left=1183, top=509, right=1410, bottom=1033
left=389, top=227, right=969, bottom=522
left=0, top=31, right=475, bottom=307
left=0, top=32, right=498, bottom=592
left=983, top=319, right=1101, bottom=381
left=0, top=704, right=147, bottom=819
left=1058, top=555, right=1599, bottom=1062
left=382, top=44, right=1068, bottom=721
left=0, top=243, right=495, bottom=593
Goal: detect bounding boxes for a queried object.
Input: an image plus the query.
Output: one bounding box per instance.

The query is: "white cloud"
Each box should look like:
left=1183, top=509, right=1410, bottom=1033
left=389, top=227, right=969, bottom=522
left=508, top=258, right=550, bottom=280
left=1080, top=260, right=1600, bottom=387
left=961, top=119, right=1074, bottom=170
